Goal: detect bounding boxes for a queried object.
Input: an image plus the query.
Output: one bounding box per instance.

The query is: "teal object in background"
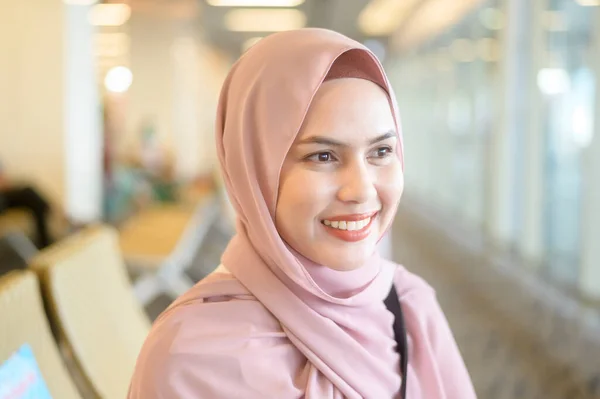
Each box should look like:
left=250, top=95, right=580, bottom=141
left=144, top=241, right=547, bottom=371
left=0, top=344, right=52, bottom=399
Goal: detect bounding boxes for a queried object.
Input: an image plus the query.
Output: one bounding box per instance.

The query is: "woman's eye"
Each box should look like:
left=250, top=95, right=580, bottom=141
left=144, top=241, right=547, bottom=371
left=370, top=146, right=393, bottom=158
left=307, top=152, right=336, bottom=163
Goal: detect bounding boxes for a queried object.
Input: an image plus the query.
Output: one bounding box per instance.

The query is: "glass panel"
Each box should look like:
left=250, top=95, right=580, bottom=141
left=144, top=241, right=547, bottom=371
left=542, top=0, right=596, bottom=285
left=387, top=0, right=503, bottom=229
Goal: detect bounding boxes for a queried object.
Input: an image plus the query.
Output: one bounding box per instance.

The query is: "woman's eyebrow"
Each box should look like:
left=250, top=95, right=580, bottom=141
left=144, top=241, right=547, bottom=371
left=298, top=130, right=397, bottom=147
left=368, top=131, right=396, bottom=145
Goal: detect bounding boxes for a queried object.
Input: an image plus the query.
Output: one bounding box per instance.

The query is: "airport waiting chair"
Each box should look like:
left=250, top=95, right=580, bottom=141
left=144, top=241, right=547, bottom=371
left=119, top=192, right=219, bottom=305
left=29, top=225, right=151, bottom=399
left=0, top=270, right=81, bottom=399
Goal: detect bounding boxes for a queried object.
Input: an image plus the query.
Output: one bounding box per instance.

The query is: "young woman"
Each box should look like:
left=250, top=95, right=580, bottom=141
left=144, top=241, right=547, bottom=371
left=128, top=28, right=476, bottom=399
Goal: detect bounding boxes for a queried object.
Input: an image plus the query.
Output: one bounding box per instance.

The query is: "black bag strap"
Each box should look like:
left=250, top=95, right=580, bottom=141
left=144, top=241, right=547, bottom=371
left=384, top=284, right=408, bottom=399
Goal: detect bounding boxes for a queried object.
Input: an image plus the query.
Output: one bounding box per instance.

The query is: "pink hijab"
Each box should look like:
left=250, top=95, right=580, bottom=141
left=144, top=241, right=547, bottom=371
left=217, top=28, right=401, bottom=397
left=128, top=28, right=477, bottom=399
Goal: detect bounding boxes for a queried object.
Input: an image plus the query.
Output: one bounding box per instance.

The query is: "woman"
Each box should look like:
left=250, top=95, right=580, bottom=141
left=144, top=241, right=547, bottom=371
left=128, top=28, right=476, bottom=399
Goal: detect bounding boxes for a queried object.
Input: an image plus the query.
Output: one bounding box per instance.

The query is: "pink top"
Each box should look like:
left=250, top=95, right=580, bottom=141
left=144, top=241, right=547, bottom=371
left=128, top=28, right=477, bottom=399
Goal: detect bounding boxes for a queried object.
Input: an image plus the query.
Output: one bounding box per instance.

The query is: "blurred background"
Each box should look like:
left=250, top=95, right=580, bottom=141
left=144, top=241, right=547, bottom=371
left=0, top=0, right=599, bottom=398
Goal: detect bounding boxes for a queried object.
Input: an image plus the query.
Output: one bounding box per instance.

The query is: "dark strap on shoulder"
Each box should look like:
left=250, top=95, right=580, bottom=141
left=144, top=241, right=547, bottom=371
left=384, top=284, right=408, bottom=399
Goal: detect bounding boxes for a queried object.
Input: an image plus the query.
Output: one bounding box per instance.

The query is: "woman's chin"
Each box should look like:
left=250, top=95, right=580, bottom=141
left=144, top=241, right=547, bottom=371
left=323, top=262, right=366, bottom=272
left=295, top=237, right=379, bottom=271
left=318, top=252, right=374, bottom=272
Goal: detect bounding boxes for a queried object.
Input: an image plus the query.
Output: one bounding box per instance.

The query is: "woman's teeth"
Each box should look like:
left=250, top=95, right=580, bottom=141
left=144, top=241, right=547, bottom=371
left=323, top=217, right=371, bottom=231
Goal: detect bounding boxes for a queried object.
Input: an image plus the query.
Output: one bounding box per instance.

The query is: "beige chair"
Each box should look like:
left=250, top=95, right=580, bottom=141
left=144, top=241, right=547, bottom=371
left=0, top=270, right=81, bottom=399
left=30, top=225, right=151, bottom=399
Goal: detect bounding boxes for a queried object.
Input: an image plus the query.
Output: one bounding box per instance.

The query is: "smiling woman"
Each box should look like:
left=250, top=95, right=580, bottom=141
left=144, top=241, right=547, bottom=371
left=276, top=78, right=403, bottom=272
left=128, top=28, right=477, bottom=399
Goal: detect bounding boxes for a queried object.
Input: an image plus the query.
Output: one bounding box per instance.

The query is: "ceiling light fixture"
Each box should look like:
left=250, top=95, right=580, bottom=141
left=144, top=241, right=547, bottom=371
left=390, top=0, right=481, bottom=51
left=88, top=4, right=131, bottom=26
left=63, top=0, right=97, bottom=5
left=576, top=0, right=600, bottom=6
left=358, top=0, right=416, bottom=36
left=225, top=9, right=306, bottom=32
left=208, top=0, right=304, bottom=6
left=104, top=66, right=133, bottom=93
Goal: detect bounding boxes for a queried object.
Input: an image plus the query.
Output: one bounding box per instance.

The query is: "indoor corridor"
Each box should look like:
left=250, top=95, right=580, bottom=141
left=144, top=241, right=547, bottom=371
left=2, top=0, right=600, bottom=398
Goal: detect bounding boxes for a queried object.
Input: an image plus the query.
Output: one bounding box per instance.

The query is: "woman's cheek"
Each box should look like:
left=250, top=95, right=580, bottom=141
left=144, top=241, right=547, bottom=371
left=378, top=163, right=404, bottom=201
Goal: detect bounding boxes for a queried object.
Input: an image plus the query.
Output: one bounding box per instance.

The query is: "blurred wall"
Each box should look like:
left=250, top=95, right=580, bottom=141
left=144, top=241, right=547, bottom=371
left=0, top=1, right=65, bottom=204
left=0, top=2, right=102, bottom=222
left=125, top=12, right=229, bottom=180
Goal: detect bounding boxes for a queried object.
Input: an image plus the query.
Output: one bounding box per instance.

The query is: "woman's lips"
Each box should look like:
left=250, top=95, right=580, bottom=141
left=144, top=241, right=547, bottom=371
left=321, top=212, right=378, bottom=242
left=322, top=211, right=378, bottom=222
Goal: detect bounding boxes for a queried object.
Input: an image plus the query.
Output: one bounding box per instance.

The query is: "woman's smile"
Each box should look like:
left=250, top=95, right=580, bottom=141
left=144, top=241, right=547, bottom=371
left=321, top=211, right=379, bottom=242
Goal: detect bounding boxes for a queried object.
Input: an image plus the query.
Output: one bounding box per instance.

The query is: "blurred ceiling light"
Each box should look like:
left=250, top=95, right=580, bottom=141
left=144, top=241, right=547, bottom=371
left=225, top=9, right=305, bottom=32
left=88, top=4, right=131, bottom=27
left=576, top=0, right=600, bottom=5
left=63, top=0, right=97, bottom=4
left=104, top=66, right=133, bottom=93
left=479, top=7, right=504, bottom=30
left=208, top=0, right=304, bottom=6
left=391, top=0, right=481, bottom=51
left=242, top=37, right=263, bottom=52
left=543, top=11, right=568, bottom=31
left=358, top=0, right=415, bottom=36
left=450, top=39, right=475, bottom=63
left=537, top=68, right=570, bottom=95
left=572, top=105, right=594, bottom=148
left=476, top=38, right=500, bottom=62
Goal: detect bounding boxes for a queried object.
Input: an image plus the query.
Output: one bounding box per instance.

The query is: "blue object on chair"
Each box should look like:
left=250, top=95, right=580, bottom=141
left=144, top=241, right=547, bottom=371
left=0, top=344, right=53, bottom=399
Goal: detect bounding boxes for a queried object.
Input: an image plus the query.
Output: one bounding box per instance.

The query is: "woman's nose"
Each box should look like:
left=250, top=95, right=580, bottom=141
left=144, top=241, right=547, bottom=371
left=336, top=160, right=377, bottom=204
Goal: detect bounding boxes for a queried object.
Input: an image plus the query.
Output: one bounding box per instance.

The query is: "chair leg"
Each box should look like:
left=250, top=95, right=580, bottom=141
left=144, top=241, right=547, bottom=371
left=133, top=273, right=164, bottom=306
left=130, top=197, right=222, bottom=306
left=160, top=271, right=195, bottom=300
left=5, top=232, right=38, bottom=260
left=133, top=270, right=195, bottom=306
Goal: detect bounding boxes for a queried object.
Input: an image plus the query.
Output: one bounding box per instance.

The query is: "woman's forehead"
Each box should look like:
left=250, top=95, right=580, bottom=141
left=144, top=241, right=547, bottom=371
left=295, top=79, right=396, bottom=142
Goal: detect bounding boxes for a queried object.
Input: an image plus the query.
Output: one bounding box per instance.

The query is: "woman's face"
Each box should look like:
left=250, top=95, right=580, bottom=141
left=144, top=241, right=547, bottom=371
left=275, top=78, right=404, bottom=271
